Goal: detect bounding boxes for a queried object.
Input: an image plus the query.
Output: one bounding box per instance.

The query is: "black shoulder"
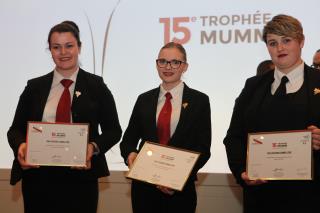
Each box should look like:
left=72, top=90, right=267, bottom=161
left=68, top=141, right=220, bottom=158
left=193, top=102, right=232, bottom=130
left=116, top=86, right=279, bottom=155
left=183, top=84, right=210, bottom=103
left=243, top=70, right=274, bottom=91
left=26, top=72, right=53, bottom=86
left=79, top=69, right=104, bottom=83
left=137, top=87, right=159, bottom=99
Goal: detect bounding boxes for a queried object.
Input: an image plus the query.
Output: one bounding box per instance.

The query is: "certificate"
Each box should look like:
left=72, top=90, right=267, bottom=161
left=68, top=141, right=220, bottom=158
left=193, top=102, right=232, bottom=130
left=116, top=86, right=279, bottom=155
left=26, top=121, right=89, bottom=167
left=126, top=142, right=200, bottom=191
left=247, top=130, right=312, bottom=180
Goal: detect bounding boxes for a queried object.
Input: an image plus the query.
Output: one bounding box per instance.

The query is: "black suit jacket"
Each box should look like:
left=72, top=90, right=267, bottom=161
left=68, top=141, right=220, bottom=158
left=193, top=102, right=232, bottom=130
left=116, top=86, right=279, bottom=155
left=120, top=83, right=211, bottom=180
left=7, top=69, right=122, bottom=185
left=224, top=64, right=320, bottom=187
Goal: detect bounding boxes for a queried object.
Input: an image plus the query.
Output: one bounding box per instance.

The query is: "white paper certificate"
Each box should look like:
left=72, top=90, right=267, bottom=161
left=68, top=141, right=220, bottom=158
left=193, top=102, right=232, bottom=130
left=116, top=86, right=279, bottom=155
left=26, top=122, right=89, bottom=167
left=126, top=142, right=200, bottom=191
left=247, top=130, right=312, bottom=180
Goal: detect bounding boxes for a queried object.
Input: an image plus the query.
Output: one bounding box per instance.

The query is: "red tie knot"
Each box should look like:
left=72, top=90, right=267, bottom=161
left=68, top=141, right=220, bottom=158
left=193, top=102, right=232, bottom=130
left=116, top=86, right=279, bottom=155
left=165, top=92, right=172, bottom=100
left=61, top=79, right=73, bottom=88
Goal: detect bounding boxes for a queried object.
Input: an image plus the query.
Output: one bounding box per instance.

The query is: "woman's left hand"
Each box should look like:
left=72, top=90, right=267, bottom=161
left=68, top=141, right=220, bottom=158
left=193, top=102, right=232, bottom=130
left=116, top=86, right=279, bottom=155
left=308, top=125, right=320, bottom=150
left=71, top=143, right=94, bottom=170
left=157, top=185, right=175, bottom=195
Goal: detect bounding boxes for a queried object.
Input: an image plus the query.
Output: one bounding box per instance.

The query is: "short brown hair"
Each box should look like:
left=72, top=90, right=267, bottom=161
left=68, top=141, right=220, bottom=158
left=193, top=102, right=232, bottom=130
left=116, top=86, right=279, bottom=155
left=262, top=14, right=304, bottom=43
left=160, top=42, right=187, bottom=62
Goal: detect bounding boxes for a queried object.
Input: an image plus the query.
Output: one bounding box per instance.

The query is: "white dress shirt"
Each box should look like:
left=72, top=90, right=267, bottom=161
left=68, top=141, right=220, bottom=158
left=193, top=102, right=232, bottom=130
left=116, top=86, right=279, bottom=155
left=42, top=69, right=79, bottom=122
left=156, top=81, right=184, bottom=137
left=271, top=62, right=304, bottom=95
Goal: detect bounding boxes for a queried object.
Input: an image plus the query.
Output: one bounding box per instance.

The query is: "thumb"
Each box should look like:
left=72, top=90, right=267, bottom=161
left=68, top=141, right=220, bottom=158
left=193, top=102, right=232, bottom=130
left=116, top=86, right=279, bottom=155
left=307, top=125, right=318, bottom=130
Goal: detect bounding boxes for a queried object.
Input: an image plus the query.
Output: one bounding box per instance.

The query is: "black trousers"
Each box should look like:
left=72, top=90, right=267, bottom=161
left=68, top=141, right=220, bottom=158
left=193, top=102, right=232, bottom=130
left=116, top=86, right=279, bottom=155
left=22, top=178, right=98, bottom=213
left=131, top=180, right=197, bottom=213
left=243, top=182, right=317, bottom=213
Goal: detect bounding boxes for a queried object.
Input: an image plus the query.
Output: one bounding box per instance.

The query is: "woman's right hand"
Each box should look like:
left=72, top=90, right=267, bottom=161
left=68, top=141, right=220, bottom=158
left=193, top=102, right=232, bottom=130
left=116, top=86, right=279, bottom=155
left=241, top=172, right=267, bottom=186
left=18, top=142, right=39, bottom=170
left=127, top=152, right=138, bottom=169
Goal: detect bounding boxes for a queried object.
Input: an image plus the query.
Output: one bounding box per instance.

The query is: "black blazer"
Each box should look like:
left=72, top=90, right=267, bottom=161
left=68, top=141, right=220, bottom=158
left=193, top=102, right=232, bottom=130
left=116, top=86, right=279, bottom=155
left=7, top=69, right=122, bottom=185
left=120, top=83, right=211, bottom=180
left=224, top=64, right=320, bottom=186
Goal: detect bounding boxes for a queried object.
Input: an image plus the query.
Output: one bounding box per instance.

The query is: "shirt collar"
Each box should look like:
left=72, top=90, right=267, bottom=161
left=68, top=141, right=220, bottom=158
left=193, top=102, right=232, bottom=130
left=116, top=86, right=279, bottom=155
left=274, top=62, right=304, bottom=85
left=52, top=68, right=79, bottom=87
left=159, top=81, right=184, bottom=100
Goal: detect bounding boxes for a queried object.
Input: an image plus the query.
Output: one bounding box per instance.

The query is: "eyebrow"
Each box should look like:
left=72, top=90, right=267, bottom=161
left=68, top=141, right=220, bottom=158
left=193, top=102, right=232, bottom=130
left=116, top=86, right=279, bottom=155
left=51, top=41, right=75, bottom=46
left=158, top=58, right=184, bottom=61
left=266, top=39, right=276, bottom=43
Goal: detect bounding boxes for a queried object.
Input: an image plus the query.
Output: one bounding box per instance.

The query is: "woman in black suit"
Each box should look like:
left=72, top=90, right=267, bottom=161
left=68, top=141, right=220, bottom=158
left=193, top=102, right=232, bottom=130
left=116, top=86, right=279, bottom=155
left=224, top=14, right=320, bottom=213
left=120, top=42, right=211, bottom=213
left=7, top=21, right=122, bottom=213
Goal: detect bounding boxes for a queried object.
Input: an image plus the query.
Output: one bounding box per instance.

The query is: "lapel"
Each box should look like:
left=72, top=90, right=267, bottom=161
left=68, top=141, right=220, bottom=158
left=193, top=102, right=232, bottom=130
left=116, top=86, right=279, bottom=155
left=245, top=71, right=274, bottom=132
left=169, top=83, right=191, bottom=145
left=71, top=69, right=88, bottom=121
left=149, top=87, right=160, bottom=140
left=304, top=64, right=320, bottom=125
left=245, top=64, right=320, bottom=130
left=36, top=72, right=53, bottom=121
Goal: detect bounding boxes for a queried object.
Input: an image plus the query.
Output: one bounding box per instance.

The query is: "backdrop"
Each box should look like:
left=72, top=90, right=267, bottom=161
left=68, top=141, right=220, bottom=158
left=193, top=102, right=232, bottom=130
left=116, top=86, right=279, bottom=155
left=1, top=0, right=319, bottom=173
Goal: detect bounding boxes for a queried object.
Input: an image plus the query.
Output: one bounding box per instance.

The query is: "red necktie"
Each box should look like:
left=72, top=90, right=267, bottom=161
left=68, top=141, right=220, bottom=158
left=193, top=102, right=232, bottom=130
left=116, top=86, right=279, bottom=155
left=56, top=79, right=73, bottom=123
left=157, top=92, right=172, bottom=145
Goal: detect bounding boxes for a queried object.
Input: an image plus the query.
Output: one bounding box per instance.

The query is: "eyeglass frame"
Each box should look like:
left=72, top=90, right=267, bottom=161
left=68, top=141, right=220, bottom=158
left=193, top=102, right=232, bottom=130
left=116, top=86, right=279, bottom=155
left=156, top=58, right=186, bottom=69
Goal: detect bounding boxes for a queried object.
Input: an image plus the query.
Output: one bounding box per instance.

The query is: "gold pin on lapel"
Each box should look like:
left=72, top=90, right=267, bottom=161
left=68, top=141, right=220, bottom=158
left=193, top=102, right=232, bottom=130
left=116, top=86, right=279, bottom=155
left=182, top=102, right=188, bottom=109
left=314, top=88, right=320, bottom=95
left=75, top=91, right=81, bottom=98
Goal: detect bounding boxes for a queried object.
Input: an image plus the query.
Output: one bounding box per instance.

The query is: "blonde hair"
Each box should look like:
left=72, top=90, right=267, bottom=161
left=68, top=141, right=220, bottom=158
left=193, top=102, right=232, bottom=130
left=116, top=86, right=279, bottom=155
left=262, top=14, right=304, bottom=43
left=160, top=42, right=187, bottom=62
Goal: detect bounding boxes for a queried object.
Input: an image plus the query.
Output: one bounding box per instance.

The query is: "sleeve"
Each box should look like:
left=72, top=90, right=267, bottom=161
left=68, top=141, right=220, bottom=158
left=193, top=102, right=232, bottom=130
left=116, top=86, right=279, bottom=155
left=7, top=81, right=33, bottom=157
left=120, top=95, right=143, bottom=164
left=93, top=78, right=122, bottom=154
left=190, top=95, right=212, bottom=176
left=223, top=78, right=254, bottom=186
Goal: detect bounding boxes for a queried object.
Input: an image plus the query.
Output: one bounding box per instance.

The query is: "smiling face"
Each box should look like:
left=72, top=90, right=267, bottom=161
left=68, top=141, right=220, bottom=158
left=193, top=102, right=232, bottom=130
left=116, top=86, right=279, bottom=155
left=50, top=32, right=80, bottom=76
left=266, top=34, right=304, bottom=74
left=156, top=47, right=188, bottom=90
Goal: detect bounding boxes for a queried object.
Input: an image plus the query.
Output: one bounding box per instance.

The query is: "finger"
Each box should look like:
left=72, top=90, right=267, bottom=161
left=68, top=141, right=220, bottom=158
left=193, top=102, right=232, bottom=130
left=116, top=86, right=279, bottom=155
left=245, top=179, right=267, bottom=186
left=127, top=153, right=138, bottom=167
left=308, top=125, right=318, bottom=130
left=128, top=159, right=133, bottom=168
left=71, top=166, right=85, bottom=170
left=313, top=144, right=320, bottom=150
left=128, top=156, right=136, bottom=168
left=85, top=161, right=91, bottom=170
left=18, top=151, right=24, bottom=159
left=86, top=144, right=94, bottom=161
left=163, top=188, right=174, bottom=195
left=312, top=130, right=320, bottom=137
left=157, top=186, right=174, bottom=195
left=18, top=154, right=27, bottom=167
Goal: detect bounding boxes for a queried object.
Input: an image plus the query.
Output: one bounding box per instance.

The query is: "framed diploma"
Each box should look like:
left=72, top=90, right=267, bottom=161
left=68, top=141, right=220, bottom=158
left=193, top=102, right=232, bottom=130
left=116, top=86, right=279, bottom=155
left=126, top=142, right=200, bottom=191
left=26, top=121, right=89, bottom=167
left=247, top=130, right=312, bottom=180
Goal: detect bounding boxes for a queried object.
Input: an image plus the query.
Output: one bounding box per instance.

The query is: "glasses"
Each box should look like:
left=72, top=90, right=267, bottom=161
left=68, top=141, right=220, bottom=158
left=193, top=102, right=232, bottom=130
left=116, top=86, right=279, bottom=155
left=156, top=59, right=185, bottom=69
left=312, top=63, right=320, bottom=69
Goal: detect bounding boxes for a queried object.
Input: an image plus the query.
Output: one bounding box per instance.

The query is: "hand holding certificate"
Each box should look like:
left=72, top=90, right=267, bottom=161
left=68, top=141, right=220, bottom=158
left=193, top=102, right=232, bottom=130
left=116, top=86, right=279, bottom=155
left=247, top=130, right=312, bottom=180
left=26, top=122, right=89, bottom=167
left=126, top=142, right=200, bottom=191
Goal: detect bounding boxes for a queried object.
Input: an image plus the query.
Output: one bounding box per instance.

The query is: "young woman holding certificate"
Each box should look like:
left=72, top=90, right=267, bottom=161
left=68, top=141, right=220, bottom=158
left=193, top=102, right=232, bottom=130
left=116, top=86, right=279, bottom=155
left=120, top=42, right=212, bottom=213
left=7, top=21, right=122, bottom=213
left=224, top=14, right=320, bottom=213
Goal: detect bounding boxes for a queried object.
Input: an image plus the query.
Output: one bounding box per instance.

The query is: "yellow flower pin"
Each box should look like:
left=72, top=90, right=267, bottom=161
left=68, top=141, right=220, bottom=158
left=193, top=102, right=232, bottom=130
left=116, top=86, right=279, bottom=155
left=182, top=102, right=188, bottom=109
left=75, top=91, right=81, bottom=98
left=314, top=88, right=320, bottom=95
